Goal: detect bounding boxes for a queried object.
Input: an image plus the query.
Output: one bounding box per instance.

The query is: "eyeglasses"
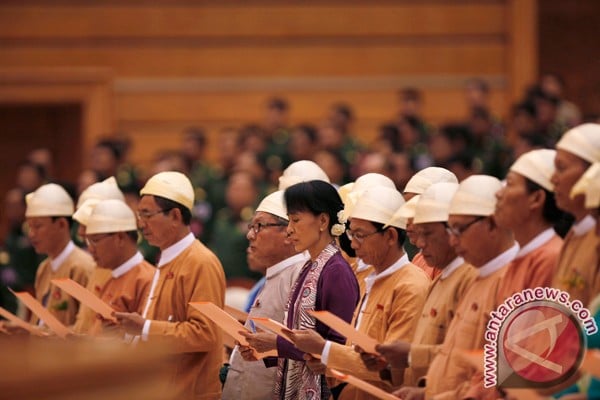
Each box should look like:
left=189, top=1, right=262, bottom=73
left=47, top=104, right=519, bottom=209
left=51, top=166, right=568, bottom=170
left=136, top=209, right=171, bottom=221
left=85, top=234, right=113, bottom=247
left=445, top=216, right=486, bottom=237
left=247, top=222, right=287, bottom=234
left=345, top=229, right=381, bottom=243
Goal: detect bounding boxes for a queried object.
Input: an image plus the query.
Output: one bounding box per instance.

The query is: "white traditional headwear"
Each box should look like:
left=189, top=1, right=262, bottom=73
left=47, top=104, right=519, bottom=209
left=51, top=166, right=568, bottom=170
left=25, top=183, right=73, bottom=217
left=140, top=171, right=194, bottom=211
left=404, top=167, right=458, bottom=195
left=509, top=149, right=556, bottom=192
left=337, top=182, right=355, bottom=207
left=556, top=123, right=600, bottom=163
left=414, top=182, right=460, bottom=224
left=385, top=195, right=419, bottom=229
left=449, top=175, right=502, bottom=216
left=256, top=190, right=287, bottom=221
left=350, top=187, right=405, bottom=228
left=278, top=160, right=330, bottom=190
left=342, top=173, right=396, bottom=220
left=571, top=162, right=600, bottom=209
left=73, top=198, right=101, bottom=226
left=86, top=199, right=137, bottom=235
left=76, top=176, right=125, bottom=209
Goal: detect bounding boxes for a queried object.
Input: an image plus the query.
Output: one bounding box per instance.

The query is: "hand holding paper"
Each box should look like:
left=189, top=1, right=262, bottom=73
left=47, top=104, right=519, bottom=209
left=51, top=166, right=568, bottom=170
left=309, top=310, right=380, bottom=354
left=0, top=307, right=47, bottom=337
left=9, top=289, right=72, bottom=338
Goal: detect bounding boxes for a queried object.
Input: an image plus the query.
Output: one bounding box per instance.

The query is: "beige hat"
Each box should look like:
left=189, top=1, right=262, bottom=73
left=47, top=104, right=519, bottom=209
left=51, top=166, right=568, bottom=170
left=337, top=182, right=355, bottom=207
left=385, top=195, right=419, bottom=229
left=404, top=167, right=458, bottom=195
left=342, top=173, right=396, bottom=220
left=86, top=199, right=138, bottom=235
left=278, top=160, right=330, bottom=190
left=351, top=186, right=405, bottom=227
left=256, top=190, right=288, bottom=220
left=140, top=171, right=194, bottom=211
left=76, top=176, right=125, bottom=209
left=25, top=183, right=74, bottom=217
left=510, top=149, right=556, bottom=192
left=449, top=175, right=502, bottom=216
left=414, top=182, right=460, bottom=224
left=556, top=123, right=600, bottom=163
left=570, top=162, right=600, bottom=209
left=72, top=198, right=101, bottom=226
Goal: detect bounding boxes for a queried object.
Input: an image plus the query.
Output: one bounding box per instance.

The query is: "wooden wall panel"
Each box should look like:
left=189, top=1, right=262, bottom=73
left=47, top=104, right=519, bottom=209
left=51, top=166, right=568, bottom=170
left=0, top=0, right=534, bottom=170
left=0, top=4, right=505, bottom=39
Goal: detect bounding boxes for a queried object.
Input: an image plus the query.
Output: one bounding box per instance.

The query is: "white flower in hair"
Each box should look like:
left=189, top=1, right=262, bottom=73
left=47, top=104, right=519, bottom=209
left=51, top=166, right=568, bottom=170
left=331, top=223, right=345, bottom=237
left=337, top=210, right=347, bottom=224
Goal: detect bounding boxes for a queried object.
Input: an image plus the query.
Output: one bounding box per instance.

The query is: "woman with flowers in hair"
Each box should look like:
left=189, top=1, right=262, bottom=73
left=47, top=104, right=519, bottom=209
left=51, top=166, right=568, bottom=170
left=241, top=180, right=359, bottom=399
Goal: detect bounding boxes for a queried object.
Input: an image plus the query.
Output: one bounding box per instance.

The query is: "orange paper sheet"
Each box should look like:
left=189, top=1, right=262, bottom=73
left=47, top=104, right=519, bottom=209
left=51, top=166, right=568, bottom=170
left=190, top=302, right=276, bottom=358
left=581, top=349, right=600, bottom=378
left=0, top=306, right=47, bottom=336
left=224, top=305, right=248, bottom=323
left=457, top=349, right=484, bottom=371
left=330, top=369, right=398, bottom=400
left=250, top=317, right=295, bottom=343
left=51, top=278, right=116, bottom=322
left=9, top=289, right=71, bottom=338
left=310, top=310, right=380, bottom=354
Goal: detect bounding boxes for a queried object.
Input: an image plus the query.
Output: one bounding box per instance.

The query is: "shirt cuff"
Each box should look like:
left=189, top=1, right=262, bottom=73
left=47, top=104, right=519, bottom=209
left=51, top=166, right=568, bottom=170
left=321, top=340, right=333, bottom=365
left=141, top=319, right=151, bottom=341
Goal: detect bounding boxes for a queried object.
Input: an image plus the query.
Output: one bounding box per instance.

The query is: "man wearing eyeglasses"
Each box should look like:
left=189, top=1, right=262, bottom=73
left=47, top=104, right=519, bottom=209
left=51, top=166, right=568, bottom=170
left=72, top=199, right=154, bottom=336
left=366, top=182, right=478, bottom=390
left=115, top=171, right=226, bottom=400
left=25, top=183, right=95, bottom=326
left=392, top=175, right=518, bottom=399
left=288, top=186, right=430, bottom=399
left=222, top=190, right=308, bottom=400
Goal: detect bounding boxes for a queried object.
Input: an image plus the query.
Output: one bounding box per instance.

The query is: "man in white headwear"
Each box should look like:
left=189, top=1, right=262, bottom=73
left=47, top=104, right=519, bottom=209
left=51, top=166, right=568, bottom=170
left=222, top=190, right=308, bottom=399
left=25, top=183, right=95, bottom=326
left=115, top=171, right=226, bottom=399
left=402, top=167, right=459, bottom=278
left=378, top=175, right=518, bottom=399
left=370, top=182, right=478, bottom=387
left=71, top=176, right=126, bottom=331
left=72, top=199, right=154, bottom=335
left=494, top=149, right=563, bottom=302
left=289, top=186, right=430, bottom=399
left=551, top=123, right=600, bottom=306
left=278, top=160, right=330, bottom=190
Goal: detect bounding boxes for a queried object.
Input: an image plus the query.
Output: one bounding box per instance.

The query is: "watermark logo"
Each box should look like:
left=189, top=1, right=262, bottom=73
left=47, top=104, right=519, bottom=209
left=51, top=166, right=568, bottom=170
left=484, top=287, right=597, bottom=389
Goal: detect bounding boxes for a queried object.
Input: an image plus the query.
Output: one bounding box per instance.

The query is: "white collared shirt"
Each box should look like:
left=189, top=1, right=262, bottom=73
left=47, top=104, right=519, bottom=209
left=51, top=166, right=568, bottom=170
left=478, top=243, right=519, bottom=278
left=50, top=241, right=76, bottom=272
left=322, top=253, right=410, bottom=365
left=356, top=258, right=370, bottom=273
left=266, top=252, right=309, bottom=280
left=111, top=252, right=144, bottom=279
left=440, top=257, right=465, bottom=280
left=516, top=228, right=555, bottom=259
left=572, top=215, right=596, bottom=237
left=157, top=232, right=196, bottom=267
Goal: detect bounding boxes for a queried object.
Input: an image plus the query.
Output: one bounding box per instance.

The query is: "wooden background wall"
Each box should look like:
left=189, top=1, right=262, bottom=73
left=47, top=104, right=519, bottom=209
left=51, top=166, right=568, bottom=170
left=0, top=0, right=536, bottom=170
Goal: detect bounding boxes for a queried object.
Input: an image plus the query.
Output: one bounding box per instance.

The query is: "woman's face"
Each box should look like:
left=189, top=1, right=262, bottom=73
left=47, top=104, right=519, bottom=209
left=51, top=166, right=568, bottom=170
left=286, top=210, right=326, bottom=256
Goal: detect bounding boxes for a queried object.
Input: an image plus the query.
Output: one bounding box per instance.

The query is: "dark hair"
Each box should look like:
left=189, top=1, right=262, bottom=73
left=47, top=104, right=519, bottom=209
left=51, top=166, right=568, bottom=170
left=153, top=195, right=192, bottom=225
left=295, top=124, right=318, bottom=145
left=95, top=139, right=123, bottom=162
left=331, top=102, right=354, bottom=122
left=338, top=225, right=355, bottom=258
left=267, top=97, right=289, bottom=112
left=51, top=216, right=73, bottom=229
left=523, top=178, right=571, bottom=234
left=371, top=221, right=406, bottom=249
left=124, top=230, right=139, bottom=243
left=513, top=100, right=537, bottom=119
left=183, top=126, right=207, bottom=147
left=284, top=180, right=343, bottom=232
